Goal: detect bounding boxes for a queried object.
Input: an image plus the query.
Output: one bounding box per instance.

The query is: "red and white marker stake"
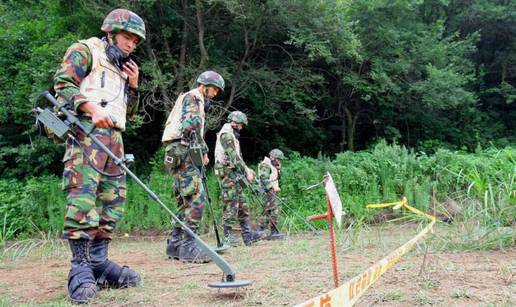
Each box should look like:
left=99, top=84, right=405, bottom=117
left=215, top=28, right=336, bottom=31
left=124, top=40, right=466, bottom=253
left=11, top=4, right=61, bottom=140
left=307, top=172, right=344, bottom=288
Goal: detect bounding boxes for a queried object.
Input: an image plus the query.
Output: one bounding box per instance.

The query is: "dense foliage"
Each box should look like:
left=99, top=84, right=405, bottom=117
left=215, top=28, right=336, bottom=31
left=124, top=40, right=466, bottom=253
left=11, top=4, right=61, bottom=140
left=0, top=0, right=514, bottom=179
left=1, top=143, right=513, bottom=240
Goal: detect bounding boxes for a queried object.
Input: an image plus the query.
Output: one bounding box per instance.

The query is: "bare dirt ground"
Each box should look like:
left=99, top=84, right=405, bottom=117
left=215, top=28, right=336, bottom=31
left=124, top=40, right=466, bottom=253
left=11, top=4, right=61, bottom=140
left=0, top=224, right=514, bottom=306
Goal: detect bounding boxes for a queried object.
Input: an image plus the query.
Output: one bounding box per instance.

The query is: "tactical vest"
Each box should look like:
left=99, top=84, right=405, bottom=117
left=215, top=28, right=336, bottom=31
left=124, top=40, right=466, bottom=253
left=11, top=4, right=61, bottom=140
left=79, top=37, right=129, bottom=131
left=161, top=88, right=205, bottom=143
left=214, top=123, right=241, bottom=166
left=259, top=157, right=279, bottom=190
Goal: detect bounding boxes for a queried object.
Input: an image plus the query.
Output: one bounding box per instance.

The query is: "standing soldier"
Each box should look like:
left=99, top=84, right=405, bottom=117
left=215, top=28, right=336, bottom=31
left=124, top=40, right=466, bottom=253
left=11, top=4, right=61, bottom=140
left=214, top=111, right=264, bottom=246
left=54, top=9, right=145, bottom=303
left=162, top=71, right=224, bottom=263
left=258, top=149, right=285, bottom=240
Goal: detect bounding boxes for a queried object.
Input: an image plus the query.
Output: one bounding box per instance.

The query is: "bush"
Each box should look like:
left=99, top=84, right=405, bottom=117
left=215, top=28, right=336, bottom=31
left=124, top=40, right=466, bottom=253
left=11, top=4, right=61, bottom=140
left=0, top=143, right=514, bottom=238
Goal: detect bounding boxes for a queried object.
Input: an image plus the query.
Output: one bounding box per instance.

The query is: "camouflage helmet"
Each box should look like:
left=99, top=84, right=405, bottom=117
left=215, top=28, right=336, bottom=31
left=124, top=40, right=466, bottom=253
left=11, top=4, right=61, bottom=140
left=227, top=111, right=248, bottom=125
left=269, top=149, right=285, bottom=160
left=101, top=9, right=146, bottom=41
left=197, top=71, right=225, bottom=91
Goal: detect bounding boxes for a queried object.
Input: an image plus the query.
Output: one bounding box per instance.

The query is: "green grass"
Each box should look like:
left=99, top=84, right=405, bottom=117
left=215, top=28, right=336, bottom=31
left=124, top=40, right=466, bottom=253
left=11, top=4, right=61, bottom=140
left=0, top=143, right=514, bottom=252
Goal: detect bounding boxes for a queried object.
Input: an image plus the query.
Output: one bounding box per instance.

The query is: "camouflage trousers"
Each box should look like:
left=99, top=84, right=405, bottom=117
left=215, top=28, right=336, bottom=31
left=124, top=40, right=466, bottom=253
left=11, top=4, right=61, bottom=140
left=168, top=142, right=206, bottom=230
left=62, top=120, right=126, bottom=240
left=216, top=167, right=249, bottom=227
left=259, top=189, right=279, bottom=229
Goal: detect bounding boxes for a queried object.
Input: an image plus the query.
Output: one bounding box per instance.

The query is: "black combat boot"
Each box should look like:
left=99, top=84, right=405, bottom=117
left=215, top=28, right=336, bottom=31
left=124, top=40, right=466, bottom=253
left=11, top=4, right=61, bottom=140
left=67, top=239, right=97, bottom=304
left=178, top=228, right=212, bottom=263
left=89, top=238, right=141, bottom=289
left=240, top=219, right=265, bottom=246
left=223, top=225, right=242, bottom=247
left=166, top=227, right=183, bottom=259
left=267, top=223, right=285, bottom=241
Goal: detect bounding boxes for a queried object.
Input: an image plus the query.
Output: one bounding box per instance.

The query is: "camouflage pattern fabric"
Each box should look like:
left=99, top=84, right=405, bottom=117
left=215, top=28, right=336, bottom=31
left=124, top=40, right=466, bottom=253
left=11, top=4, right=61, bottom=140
left=217, top=167, right=249, bottom=227
left=196, top=71, right=225, bottom=91
left=259, top=189, right=279, bottom=230
left=227, top=111, right=248, bottom=125
left=180, top=93, right=208, bottom=153
left=216, top=132, right=250, bottom=227
left=54, top=40, right=139, bottom=114
left=62, top=119, right=126, bottom=240
left=169, top=142, right=206, bottom=229
left=218, top=131, right=247, bottom=174
left=258, top=161, right=274, bottom=191
left=166, top=90, right=210, bottom=229
left=258, top=162, right=280, bottom=228
left=101, top=9, right=146, bottom=40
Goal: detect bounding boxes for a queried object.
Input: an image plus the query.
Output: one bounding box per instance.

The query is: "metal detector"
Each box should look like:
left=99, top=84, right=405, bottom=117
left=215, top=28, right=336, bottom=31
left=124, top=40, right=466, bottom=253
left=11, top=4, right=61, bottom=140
left=35, top=91, right=250, bottom=289
left=238, top=175, right=318, bottom=233
left=199, top=165, right=230, bottom=253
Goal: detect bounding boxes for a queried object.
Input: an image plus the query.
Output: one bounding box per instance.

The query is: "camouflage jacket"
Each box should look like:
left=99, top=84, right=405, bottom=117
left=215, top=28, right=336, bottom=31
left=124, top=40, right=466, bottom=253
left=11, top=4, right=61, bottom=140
left=219, top=132, right=247, bottom=175
left=259, top=157, right=280, bottom=191
left=259, top=161, right=273, bottom=191
left=180, top=90, right=208, bottom=154
left=53, top=38, right=139, bottom=115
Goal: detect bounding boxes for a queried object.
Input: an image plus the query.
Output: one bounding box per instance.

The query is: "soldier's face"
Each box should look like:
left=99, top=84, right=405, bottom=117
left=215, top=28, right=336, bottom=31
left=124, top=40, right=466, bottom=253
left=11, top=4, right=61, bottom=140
left=230, top=121, right=244, bottom=130
left=203, top=86, right=220, bottom=99
left=113, top=31, right=140, bottom=55
left=272, top=158, right=282, bottom=169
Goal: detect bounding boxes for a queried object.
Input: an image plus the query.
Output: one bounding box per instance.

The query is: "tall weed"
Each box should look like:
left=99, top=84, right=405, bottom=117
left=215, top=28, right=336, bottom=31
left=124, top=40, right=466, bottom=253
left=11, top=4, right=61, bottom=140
left=0, top=142, right=513, bottom=245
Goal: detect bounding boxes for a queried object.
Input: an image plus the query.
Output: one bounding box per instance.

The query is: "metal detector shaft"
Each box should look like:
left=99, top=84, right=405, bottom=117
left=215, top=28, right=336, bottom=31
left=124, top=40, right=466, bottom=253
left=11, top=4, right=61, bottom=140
left=41, top=91, right=236, bottom=282
left=243, top=176, right=318, bottom=232
left=200, top=167, right=224, bottom=248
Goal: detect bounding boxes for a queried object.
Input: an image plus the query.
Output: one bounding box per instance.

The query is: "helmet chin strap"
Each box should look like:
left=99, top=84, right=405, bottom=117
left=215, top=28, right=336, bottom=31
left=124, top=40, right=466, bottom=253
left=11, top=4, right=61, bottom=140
left=109, top=33, right=129, bottom=57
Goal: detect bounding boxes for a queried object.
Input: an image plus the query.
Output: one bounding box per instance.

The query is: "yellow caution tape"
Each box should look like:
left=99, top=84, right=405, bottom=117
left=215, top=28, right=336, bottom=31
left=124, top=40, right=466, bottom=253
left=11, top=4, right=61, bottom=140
left=295, top=198, right=435, bottom=307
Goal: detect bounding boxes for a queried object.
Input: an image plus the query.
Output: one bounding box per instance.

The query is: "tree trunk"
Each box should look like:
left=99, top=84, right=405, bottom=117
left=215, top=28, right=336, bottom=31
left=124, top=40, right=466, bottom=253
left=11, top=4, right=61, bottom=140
left=344, top=106, right=356, bottom=151
left=196, top=0, right=208, bottom=69
left=176, top=0, right=189, bottom=95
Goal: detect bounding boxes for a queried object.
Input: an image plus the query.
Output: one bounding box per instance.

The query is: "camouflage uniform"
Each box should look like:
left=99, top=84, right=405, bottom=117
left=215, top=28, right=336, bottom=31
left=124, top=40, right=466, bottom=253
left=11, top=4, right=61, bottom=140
left=258, top=159, right=280, bottom=230
left=55, top=39, right=138, bottom=241
left=258, top=149, right=285, bottom=240
left=55, top=8, right=145, bottom=303
left=167, top=89, right=208, bottom=230
left=162, top=71, right=224, bottom=262
left=216, top=128, right=250, bottom=227
left=215, top=112, right=264, bottom=246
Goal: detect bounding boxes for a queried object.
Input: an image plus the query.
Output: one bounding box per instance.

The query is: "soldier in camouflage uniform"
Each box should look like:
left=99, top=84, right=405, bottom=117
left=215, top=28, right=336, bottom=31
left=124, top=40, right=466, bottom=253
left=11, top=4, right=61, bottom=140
left=214, top=111, right=265, bottom=246
left=162, top=71, right=225, bottom=263
left=258, top=149, right=285, bottom=240
left=54, top=8, right=145, bottom=304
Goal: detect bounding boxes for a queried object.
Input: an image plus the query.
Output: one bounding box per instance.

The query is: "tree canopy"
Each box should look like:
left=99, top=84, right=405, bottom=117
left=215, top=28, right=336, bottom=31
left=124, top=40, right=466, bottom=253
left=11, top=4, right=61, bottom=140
left=0, top=0, right=514, bottom=178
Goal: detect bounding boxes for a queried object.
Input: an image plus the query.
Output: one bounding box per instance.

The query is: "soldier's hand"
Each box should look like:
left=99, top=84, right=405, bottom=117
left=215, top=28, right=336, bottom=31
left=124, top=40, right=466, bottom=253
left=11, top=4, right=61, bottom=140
left=80, top=102, right=114, bottom=128
left=92, top=109, right=114, bottom=128
left=203, top=153, right=209, bottom=166
left=273, top=186, right=281, bottom=193
left=124, top=59, right=139, bottom=89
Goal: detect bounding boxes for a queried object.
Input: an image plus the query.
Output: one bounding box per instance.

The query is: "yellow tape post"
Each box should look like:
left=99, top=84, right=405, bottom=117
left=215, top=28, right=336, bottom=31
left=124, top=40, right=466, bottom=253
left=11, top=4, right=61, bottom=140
left=295, top=198, right=436, bottom=307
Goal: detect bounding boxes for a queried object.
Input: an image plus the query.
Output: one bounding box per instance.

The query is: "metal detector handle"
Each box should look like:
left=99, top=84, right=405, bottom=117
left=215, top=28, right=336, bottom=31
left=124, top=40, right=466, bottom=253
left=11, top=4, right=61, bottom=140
left=200, top=166, right=224, bottom=247
left=40, top=91, right=237, bottom=282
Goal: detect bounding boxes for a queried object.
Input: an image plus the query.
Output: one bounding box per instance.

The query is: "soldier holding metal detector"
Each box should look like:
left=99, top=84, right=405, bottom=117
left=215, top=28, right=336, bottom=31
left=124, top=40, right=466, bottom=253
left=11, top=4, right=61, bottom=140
left=258, top=149, right=286, bottom=240
left=51, top=8, right=145, bottom=304
left=161, top=71, right=225, bottom=263
left=214, top=111, right=265, bottom=246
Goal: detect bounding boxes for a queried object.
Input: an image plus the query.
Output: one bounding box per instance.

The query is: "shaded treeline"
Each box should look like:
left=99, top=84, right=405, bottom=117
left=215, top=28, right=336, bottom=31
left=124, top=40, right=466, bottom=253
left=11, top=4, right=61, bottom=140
left=0, top=0, right=514, bottom=179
